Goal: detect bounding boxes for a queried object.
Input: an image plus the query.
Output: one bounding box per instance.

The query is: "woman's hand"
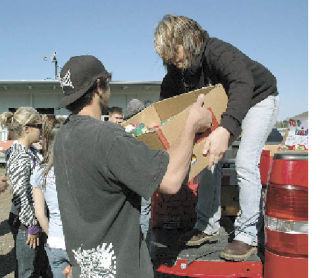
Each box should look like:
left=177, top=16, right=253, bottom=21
left=26, top=233, right=39, bottom=249
left=203, top=126, right=230, bottom=168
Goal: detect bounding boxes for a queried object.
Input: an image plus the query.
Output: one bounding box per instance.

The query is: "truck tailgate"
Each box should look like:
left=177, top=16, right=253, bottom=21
left=151, top=227, right=263, bottom=278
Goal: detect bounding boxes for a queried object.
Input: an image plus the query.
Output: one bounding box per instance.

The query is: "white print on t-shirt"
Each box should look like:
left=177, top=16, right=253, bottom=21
left=72, top=242, right=117, bottom=278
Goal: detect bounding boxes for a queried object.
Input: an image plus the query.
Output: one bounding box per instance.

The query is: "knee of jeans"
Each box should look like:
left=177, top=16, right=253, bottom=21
left=236, top=158, right=258, bottom=181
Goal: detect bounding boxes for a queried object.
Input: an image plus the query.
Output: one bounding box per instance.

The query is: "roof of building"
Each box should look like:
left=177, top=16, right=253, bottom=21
left=0, top=80, right=161, bottom=89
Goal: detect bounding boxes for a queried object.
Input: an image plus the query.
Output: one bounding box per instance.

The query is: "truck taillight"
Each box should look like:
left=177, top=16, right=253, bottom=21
left=265, top=184, right=308, bottom=256
left=265, top=226, right=308, bottom=257
left=264, top=152, right=308, bottom=260
left=265, top=184, right=308, bottom=222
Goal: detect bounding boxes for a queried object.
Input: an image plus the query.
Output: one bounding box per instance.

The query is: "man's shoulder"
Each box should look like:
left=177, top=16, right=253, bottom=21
left=55, top=115, right=128, bottom=149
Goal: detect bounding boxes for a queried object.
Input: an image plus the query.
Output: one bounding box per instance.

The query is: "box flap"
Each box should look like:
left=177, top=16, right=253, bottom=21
left=153, top=86, right=216, bottom=121
left=134, top=132, right=165, bottom=150
left=123, top=105, right=161, bottom=127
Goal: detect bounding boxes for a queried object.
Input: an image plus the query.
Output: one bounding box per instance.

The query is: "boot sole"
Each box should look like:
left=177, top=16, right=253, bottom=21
left=220, top=247, right=257, bottom=261
left=185, top=234, right=220, bottom=247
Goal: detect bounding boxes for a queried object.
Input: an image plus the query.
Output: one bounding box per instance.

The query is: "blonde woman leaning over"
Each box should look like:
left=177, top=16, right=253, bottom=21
left=0, top=107, right=52, bottom=278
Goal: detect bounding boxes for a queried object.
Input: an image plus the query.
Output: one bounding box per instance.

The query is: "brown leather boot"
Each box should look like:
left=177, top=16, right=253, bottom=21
left=178, top=229, right=220, bottom=247
left=220, top=240, right=257, bottom=261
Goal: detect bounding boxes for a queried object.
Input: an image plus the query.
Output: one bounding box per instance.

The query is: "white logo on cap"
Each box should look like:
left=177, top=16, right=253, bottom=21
left=60, top=69, right=74, bottom=90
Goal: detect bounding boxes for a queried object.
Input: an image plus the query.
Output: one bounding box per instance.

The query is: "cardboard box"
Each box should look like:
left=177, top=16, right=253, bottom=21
left=123, top=84, right=228, bottom=180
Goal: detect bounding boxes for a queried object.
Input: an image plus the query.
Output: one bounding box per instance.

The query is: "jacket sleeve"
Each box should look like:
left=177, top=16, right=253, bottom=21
left=8, top=152, right=38, bottom=227
left=206, top=44, right=255, bottom=139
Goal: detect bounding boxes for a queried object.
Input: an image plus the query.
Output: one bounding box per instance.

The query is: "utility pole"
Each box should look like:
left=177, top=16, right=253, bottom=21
left=50, top=51, right=58, bottom=79
left=43, top=51, right=59, bottom=79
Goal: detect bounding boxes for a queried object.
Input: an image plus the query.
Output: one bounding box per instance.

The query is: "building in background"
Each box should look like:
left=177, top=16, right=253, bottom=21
left=0, top=80, right=161, bottom=140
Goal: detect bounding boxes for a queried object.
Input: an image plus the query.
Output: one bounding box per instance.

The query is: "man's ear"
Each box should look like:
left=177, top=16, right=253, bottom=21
left=95, top=78, right=103, bottom=97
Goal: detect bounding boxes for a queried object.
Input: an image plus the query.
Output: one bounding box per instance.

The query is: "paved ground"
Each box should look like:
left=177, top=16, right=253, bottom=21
left=0, top=166, right=15, bottom=278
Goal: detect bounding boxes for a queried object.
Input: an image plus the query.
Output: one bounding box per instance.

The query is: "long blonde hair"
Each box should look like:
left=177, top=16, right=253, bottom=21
left=41, top=115, right=64, bottom=189
left=0, top=107, right=41, bottom=138
left=154, top=14, right=207, bottom=68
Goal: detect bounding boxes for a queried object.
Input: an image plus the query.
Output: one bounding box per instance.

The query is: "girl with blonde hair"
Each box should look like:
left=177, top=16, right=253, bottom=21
left=1, top=107, right=52, bottom=277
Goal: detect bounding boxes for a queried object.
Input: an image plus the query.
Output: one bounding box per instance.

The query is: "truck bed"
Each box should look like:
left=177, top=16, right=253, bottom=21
left=150, top=226, right=263, bottom=278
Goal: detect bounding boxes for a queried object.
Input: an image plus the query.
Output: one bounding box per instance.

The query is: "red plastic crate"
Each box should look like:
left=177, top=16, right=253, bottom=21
left=151, top=177, right=199, bottom=229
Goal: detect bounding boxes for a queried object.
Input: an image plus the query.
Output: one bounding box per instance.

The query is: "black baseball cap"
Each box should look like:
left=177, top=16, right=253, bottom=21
left=58, top=55, right=111, bottom=108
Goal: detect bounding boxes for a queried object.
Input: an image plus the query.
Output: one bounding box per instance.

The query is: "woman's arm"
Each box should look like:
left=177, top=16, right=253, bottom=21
left=8, top=152, right=38, bottom=227
left=7, top=151, right=40, bottom=248
left=32, top=187, right=49, bottom=235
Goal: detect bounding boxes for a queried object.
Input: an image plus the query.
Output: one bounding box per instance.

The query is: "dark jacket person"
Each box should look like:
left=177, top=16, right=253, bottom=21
left=154, top=14, right=279, bottom=261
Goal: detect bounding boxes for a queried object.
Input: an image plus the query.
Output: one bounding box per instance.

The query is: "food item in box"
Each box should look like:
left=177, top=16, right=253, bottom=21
left=125, top=123, right=149, bottom=136
left=124, top=119, right=171, bottom=137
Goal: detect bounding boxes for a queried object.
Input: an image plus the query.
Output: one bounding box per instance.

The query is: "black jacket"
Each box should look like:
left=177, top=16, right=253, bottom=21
left=160, top=35, right=278, bottom=140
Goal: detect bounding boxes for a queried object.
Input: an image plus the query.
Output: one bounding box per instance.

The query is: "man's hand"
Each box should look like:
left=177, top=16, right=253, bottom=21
left=0, top=175, right=9, bottom=193
left=203, top=126, right=230, bottom=168
left=187, top=94, right=212, bottom=134
left=26, top=233, right=39, bottom=249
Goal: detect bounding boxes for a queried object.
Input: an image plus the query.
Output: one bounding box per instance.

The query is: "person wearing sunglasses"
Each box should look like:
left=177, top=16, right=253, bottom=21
left=0, top=107, right=52, bottom=278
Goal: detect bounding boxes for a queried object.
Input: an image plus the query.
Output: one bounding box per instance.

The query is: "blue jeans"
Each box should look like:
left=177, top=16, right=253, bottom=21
left=195, top=95, right=280, bottom=246
left=195, top=163, right=222, bottom=235
left=16, top=229, right=38, bottom=278
left=15, top=229, right=52, bottom=278
left=45, top=246, right=70, bottom=278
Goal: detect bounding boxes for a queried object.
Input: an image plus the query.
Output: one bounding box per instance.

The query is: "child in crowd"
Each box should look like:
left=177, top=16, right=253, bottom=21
left=124, top=99, right=150, bottom=240
left=31, top=115, right=72, bottom=278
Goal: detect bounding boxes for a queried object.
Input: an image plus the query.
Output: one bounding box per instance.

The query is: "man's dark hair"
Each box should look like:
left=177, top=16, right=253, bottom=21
left=108, top=106, right=123, bottom=115
left=66, top=76, right=111, bottom=114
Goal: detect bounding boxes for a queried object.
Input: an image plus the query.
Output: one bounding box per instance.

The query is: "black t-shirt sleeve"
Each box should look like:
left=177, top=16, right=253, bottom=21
left=106, top=132, right=169, bottom=199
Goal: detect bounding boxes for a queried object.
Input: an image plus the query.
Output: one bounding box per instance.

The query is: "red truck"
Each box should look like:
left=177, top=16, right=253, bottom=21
left=150, top=141, right=308, bottom=278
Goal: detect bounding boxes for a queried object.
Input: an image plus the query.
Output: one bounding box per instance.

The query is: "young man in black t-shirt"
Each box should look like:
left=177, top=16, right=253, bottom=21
left=54, top=55, right=212, bottom=278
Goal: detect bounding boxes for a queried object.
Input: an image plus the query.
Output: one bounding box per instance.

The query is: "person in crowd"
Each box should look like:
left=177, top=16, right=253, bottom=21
left=0, top=107, right=52, bottom=277
left=54, top=55, right=212, bottom=277
left=124, top=99, right=151, bottom=240
left=0, top=175, right=9, bottom=193
left=31, top=115, right=71, bottom=278
left=108, top=106, right=124, bottom=124
left=154, top=14, right=279, bottom=261
left=124, top=99, right=146, bottom=121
